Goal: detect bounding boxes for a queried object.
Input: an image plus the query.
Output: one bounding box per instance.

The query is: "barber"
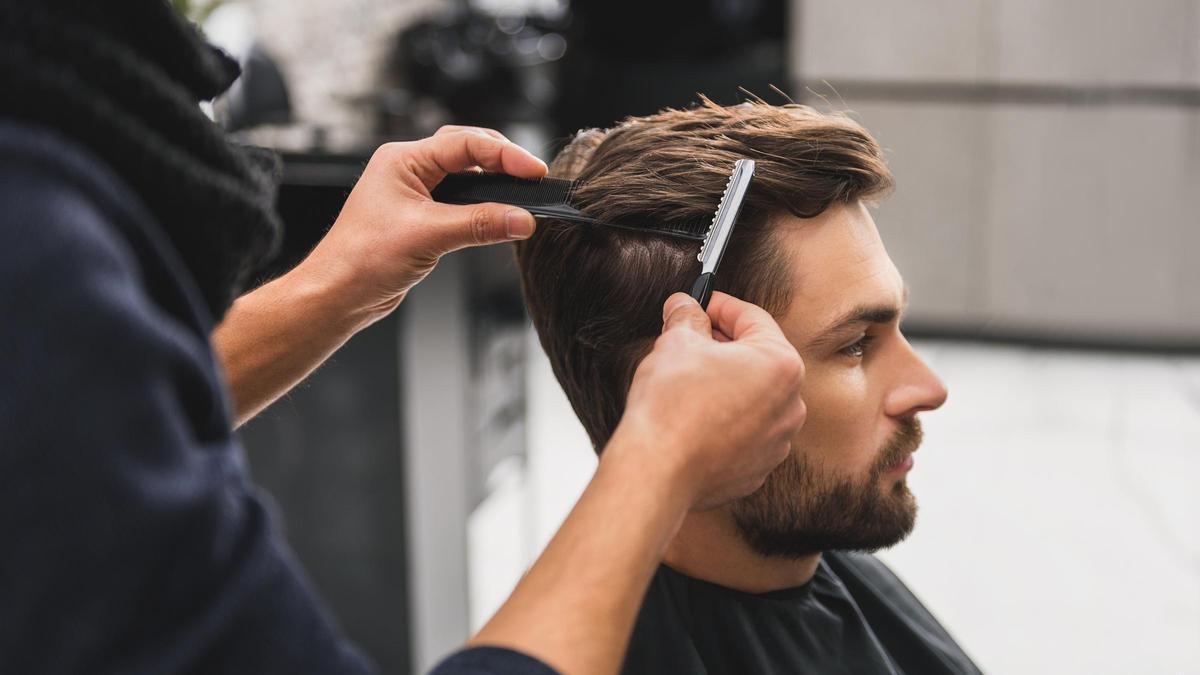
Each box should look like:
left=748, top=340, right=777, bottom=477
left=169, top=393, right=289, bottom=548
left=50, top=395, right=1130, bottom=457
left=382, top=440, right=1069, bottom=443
left=0, top=2, right=806, bottom=674
left=215, top=125, right=807, bottom=675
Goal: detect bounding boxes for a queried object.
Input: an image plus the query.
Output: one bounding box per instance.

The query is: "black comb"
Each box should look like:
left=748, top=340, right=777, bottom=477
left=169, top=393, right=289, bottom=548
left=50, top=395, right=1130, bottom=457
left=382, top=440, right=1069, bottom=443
left=431, top=172, right=708, bottom=241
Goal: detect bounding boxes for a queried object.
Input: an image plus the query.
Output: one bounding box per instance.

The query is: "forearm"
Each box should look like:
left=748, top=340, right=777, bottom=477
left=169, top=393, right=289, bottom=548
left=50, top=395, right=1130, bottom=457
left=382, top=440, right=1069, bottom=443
left=470, top=426, right=694, bottom=675
left=212, top=130, right=547, bottom=429
left=212, top=261, right=373, bottom=427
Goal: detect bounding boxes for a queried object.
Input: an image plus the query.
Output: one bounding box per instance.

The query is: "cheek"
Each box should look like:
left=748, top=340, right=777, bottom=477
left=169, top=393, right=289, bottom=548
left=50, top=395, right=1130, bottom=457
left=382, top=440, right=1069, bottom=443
left=791, top=364, right=881, bottom=474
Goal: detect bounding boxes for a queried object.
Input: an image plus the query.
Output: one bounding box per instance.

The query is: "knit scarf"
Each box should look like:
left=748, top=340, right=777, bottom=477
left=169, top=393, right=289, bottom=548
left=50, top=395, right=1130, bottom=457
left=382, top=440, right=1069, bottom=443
left=0, top=0, right=283, bottom=321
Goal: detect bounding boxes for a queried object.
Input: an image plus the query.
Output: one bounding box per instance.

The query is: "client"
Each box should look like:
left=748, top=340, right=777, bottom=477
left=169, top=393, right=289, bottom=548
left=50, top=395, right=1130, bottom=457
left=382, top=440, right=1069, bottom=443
left=514, top=99, right=981, bottom=674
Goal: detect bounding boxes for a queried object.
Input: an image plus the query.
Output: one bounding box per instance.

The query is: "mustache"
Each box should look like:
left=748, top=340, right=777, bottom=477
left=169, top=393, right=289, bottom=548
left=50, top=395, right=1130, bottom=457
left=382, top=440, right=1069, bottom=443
left=870, top=417, right=924, bottom=479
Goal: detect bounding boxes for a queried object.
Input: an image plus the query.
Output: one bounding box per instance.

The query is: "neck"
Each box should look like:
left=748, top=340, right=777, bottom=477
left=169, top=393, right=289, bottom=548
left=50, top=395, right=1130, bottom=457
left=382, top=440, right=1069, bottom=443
left=662, top=507, right=821, bottom=593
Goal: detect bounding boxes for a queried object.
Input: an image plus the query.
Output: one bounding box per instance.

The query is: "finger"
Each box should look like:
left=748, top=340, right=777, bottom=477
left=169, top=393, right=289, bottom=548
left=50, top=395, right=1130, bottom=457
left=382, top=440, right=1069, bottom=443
left=419, top=201, right=537, bottom=254
left=706, top=291, right=789, bottom=346
left=770, top=440, right=793, bottom=468
left=435, top=125, right=509, bottom=142
left=418, top=132, right=547, bottom=187
left=661, top=293, right=713, bottom=336
left=788, top=396, right=808, bottom=433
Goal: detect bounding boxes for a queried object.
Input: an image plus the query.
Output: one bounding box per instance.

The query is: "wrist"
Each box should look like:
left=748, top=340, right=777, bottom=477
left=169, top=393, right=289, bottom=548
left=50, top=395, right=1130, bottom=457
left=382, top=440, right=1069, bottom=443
left=288, top=250, right=388, bottom=333
left=601, top=420, right=700, bottom=515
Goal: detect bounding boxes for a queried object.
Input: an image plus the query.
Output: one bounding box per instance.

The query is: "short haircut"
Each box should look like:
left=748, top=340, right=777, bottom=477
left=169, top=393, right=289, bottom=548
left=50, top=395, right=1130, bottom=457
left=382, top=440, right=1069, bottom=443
left=515, top=99, right=893, bottom=451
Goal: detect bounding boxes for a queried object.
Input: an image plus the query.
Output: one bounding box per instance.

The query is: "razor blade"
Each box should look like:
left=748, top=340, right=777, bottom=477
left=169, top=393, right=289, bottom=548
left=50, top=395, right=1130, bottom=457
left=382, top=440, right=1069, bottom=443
left=688, top=159, right=756, bottom=309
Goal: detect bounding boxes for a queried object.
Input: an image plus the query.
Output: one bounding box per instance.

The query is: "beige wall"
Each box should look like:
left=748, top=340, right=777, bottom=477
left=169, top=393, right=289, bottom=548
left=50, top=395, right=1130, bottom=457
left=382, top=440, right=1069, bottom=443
left=792, top=0, right=1200, bottom=344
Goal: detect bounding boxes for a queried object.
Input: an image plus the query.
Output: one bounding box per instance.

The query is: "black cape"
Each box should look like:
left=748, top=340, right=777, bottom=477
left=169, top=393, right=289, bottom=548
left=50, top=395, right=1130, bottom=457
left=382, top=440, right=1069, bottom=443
left=623, top=552, right=982, bottom=674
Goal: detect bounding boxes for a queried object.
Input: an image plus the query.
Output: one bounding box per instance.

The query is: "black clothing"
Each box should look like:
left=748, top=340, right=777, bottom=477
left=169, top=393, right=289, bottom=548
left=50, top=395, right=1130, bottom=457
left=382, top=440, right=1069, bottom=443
left=0, top=1, right=564, bottom=671
left=0, top=2, right=564, bottom=669
left=0, top=121, right=370, bottom=672
left=0, top=0, right=282, bottom=320
left=623, top=553, right=981, bottom=674
left=0, top=120, right=561, bottom=675
left=432, top=648, right=561, bottom=675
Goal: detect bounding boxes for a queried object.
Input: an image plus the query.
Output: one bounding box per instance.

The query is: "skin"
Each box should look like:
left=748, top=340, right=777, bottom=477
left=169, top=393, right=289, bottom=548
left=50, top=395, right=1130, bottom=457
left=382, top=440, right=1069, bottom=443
left=471, top=292, right=806, bottom=675
left=664, top=201, right=949, bottom=593
left=214, top=126, right=548, bottom=427
left=211, top=127, right=808, bottom=674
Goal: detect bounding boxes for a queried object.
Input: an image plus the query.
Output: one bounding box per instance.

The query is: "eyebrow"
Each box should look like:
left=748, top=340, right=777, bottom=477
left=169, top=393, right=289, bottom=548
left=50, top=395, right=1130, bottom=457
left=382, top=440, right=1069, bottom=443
left=806, top=284, right=910, bottom=352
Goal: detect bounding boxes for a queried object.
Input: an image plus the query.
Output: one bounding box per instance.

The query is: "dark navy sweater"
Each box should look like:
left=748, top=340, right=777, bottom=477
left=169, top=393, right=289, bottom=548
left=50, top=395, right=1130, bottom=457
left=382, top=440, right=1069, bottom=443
left=0, top=121, right=554, bottom=675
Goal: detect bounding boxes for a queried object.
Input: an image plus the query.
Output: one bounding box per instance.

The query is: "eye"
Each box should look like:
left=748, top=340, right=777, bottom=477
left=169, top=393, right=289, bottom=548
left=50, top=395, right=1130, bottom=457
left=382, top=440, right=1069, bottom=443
left=840, top=334, right=876, bottom=359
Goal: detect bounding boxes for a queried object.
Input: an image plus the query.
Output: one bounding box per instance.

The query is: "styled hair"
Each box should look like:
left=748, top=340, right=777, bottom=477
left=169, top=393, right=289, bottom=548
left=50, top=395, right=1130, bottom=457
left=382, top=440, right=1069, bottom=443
left=515, top=99, right=893, bottom=450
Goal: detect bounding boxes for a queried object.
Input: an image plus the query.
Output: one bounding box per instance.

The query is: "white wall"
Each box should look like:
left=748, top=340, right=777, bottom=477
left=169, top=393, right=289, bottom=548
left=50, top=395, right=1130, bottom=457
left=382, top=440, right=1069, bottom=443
left=497, top=338, right=1200, bottom=674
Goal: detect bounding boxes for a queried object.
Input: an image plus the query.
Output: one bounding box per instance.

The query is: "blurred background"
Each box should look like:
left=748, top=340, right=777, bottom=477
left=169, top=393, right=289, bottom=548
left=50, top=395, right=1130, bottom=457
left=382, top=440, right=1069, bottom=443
left=185, top=0, right=1200, bottom=672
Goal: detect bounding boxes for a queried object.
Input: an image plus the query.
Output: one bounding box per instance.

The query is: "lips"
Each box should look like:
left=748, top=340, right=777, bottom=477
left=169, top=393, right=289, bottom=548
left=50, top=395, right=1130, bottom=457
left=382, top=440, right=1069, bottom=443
left=872, top=418, right=923, bottom=478
left=890, top=454, right=914, bottom=473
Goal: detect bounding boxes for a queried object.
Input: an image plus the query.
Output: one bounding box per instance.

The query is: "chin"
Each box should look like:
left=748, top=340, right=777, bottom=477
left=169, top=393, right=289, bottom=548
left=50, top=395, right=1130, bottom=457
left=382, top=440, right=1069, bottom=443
left=888, top=476, right=912, bottom=497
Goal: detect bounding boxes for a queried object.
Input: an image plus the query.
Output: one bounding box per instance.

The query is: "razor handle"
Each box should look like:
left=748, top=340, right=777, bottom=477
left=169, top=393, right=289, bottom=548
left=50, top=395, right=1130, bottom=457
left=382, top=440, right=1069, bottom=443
left=689, top=272, right=716, bottom=310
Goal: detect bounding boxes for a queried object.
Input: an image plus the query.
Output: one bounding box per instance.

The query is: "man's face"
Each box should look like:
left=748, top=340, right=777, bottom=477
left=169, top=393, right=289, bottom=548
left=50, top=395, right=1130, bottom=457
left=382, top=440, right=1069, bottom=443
left=730, top=202, right=948, bottom=558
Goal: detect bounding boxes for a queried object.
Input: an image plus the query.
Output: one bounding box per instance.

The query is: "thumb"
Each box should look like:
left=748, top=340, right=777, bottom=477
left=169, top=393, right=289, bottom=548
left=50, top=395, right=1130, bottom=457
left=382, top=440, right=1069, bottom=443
left=421, top=201, right=537, bottom=254
left=662, top=293, right=713, bottom=337
left=705, top=291, right=789, bottom=347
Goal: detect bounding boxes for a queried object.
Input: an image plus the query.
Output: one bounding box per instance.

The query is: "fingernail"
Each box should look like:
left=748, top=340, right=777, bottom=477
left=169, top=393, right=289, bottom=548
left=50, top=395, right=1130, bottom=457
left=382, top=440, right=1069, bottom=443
left=663, top=294, right=691, bottom=320
left=506, top=209, right=535, bottom=239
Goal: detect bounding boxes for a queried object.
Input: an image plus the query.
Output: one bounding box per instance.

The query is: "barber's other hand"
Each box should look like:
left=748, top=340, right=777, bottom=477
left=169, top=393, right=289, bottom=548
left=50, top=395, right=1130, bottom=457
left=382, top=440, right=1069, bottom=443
left=609, top=292, right=807, bottom=511
left=298, top=125, right=547, bottom=324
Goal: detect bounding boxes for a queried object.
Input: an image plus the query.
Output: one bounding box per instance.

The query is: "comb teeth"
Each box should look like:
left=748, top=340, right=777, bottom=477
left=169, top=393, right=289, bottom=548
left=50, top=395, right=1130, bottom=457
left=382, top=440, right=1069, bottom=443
left=698, top=167, right=739, bottom=262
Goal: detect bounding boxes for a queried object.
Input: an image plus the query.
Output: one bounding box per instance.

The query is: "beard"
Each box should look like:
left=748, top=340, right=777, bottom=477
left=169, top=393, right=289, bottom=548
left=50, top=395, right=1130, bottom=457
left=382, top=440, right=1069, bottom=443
left=730, top=417, right=924, bottom=559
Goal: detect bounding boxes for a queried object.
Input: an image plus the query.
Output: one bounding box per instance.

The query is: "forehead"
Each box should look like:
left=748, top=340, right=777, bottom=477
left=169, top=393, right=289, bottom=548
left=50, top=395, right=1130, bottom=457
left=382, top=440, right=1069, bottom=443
left=771, top=202, right=904, bottom=333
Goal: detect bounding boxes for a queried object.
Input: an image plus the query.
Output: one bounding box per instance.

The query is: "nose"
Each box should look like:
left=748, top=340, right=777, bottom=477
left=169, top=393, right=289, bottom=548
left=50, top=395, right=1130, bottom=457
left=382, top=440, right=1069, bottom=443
left=883, top=337, right=949, bottom=418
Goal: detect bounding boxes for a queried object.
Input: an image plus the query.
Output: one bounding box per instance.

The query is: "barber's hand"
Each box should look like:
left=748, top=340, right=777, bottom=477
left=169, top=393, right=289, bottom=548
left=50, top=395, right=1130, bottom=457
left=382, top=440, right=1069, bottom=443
left=299, top=125, right=547, bottom=323
left=608, top=292, right=807, bottom=511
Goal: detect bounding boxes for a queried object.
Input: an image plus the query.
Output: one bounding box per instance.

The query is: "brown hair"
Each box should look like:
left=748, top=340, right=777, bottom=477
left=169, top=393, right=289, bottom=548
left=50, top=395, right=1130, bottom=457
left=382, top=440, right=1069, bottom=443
left=514, top=99, right=893, bottom=450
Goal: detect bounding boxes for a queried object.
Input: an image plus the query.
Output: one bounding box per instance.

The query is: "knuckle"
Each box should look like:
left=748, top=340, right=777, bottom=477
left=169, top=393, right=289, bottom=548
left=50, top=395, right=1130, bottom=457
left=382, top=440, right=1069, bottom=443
left=653, top=332, right=680, bottom=353
left=634, top=355, right=660, bottom=379
left=681, top=314, right=705, bottom=333
left=768, top=447, right=789, bottom=468
left=666, top=327, right=694, bottom=347
left=469, top=207, right=493, bottom=244
left=380, top=140, right=407, bottom=155
left=778, top=351, right=804, bottom=383
left=668, top=306, right=707, bottom=330
left=780, top=401, right=806, bottom=434
left=748, top=476, right=768, bottom=495
left=765, top=359, right=792, bottom=386
left=480, top=137, right=506, bottom=161
left=639, top=353, right=659, bottom=371
left=373, top=141, right=409, bottom=164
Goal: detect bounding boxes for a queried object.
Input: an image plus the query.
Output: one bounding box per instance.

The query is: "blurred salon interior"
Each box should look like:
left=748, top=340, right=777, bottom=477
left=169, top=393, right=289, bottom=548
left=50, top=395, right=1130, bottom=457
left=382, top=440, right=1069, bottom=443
left=177, top=0, right=1198, bottom=672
